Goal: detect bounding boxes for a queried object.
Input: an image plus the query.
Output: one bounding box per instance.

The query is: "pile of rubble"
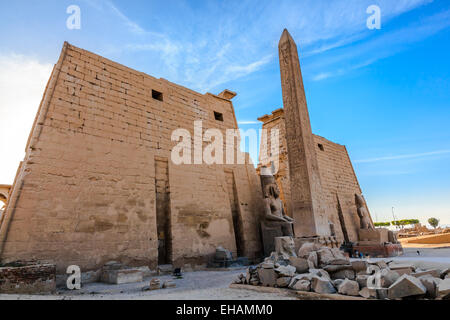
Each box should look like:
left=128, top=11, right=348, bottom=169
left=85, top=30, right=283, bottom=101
left=233, top=242, right=450, bottom=300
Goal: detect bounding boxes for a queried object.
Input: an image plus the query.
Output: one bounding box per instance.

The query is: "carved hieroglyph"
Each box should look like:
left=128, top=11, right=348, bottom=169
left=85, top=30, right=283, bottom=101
left=278, top=29, right=324, bottom=237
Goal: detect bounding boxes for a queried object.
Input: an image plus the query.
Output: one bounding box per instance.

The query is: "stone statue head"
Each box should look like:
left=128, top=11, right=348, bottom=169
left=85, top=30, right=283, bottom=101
left=265, top=183, right=280, bottom=199
left=274, top=236, right=297, bottom=259
left=355, top=194, right=365, bottom=207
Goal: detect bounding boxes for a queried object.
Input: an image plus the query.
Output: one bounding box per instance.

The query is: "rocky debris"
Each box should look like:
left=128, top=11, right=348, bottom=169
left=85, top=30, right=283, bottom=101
left=389, top=264, right=415, bottom=276
left=275, top=265, right=296, bottom=277
left=258, top=268, right=276, bottom=287
left=380, top=269, right=400, bottom=288
left=307, top=251, right=318, bottom=269
left=289, top=257, right=309, bottom=273
left=351, top=260, right=368, bottom=273
left=412, top=269, right=440, bottom=278
left=359, top=287, right=377, bottom=299
left=297, top=242, right=321, bottom=258
left=149, top=278, right=161, bottom=290
left=330, top=269, right=355, bottom=280
left=292, top=279, right=311, bottom=291
left=276, top=277, right=292, bottom=288
left=311, top=276, right=336, bottom=294
left=235, top=242, right=444, bottom=300
left=388, top=274, right=427, bottom=299
left=162, top=280, right=176, bottom=289
left=337, top=279, right=359, bottom=296
left=440, top=268, right=449, bottom=280
left=419, top=276, right=441, bottom=299
left=376, top=288, right=389, bottom=300
left=437, top=278, right=450, bottom=299
left=356, top=274, right=369, bottom=289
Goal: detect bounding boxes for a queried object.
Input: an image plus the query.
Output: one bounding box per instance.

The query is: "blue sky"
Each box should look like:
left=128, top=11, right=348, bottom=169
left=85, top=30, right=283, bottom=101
left=0, top=0, right=449, bottom=227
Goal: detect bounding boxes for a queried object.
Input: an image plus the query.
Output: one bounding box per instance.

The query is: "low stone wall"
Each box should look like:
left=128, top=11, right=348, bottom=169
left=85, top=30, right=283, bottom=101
left=0, top=263, right=56, bottom=294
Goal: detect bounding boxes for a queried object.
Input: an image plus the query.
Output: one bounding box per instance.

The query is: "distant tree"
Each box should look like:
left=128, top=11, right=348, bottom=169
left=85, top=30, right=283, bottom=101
left=374, top=222, right=390, bottom=227
left=428, top=217, right=440, bottom=229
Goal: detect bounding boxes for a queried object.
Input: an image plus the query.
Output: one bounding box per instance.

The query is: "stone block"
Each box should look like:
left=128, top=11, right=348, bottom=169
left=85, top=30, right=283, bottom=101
left=337, top=279, right=359, bottom=296
left=331, top=269, right=355, bottom=280
left=351, top=260, right=368, bottom=273
left=376, top=288, right=389, bottom=300
left=419, top=276, right=441, bottom=299
left=358, top=229, right=389, bottom=244
left=289, top=256, right=309, bottom=273
left=388, top=274, right=427, bottom=299
left=258, top=268, right=277, bottom=287
left=356, top=274, right=369, bottom=288
left=437, top=278, right=450, bottom=299
left=293, top=279, right=311, bottom=292
left=389, top=264, right=415, bottom=276
left=101, top=269, right=143, bottom=284
left=311, top=276, right=336, bottom=294
left=412, top=269, right=440, bottom=278
left=380, top=269, right=400, bottom=288
left=359, top=287, right=377, bottom=299
left=275, top=265, right=296, bottom=277
left=276, top=277, right=291, bottom=288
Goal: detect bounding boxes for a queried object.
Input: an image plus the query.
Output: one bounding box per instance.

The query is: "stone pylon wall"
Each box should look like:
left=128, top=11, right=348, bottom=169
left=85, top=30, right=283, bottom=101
left=0, top=43, right=263, bottom=273
left=258, top=109, right=368, bottom=244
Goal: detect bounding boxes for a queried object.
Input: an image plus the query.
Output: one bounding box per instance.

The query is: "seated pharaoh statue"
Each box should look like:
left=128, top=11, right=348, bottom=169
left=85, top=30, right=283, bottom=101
left=259, top=167, right=294, bottom=256
left=355, top=193, right=374, bottom=230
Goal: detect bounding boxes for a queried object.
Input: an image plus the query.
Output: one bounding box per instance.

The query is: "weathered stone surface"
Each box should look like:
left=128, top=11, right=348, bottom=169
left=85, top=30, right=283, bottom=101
left=380, top=269, right=400, bottom=288
left=338, top=279, right=359, bottom=296
left=333, top=279, right=345, bottom=287
left=359, top=287, right=377, bottom=299
left=0, top=264, right=56, bottom=294
left=331, top=269, right=355, bottom=280
left=293, top=279, right=311, bottom=292
left=323, top=264, right=352, bottom=273
left=278, top=29, right=323, bottom=237
left=412, top=269, right=440, bottom=278
left=311, top=276, right=336, bottom=294
left=289, top=273, right=313, bottom=288
left=356, top=274, right=369, bottom=288
left=275, top=265, right=296, bottom=277
left=389, top=264, right=415, bottom=276
left=307, top=251, right=318, bottom=269
left=329, top=248, right=350, bottom=265
left=289, top=256, right=309, bottom=273
left=317, top=248, right=335, bottom=266
left=297, top=242, right=319, bottom=258
left=309, top=268, right=331, bottom=280
left=440, top=268, right=449, bottom=279
left=101, top=269, right=143, bottom=285
left=258, top=268, right=276, bottom=287
left=276, top=277, right=292, bottom=288
left=419, top=276, right=441, bottom=299
left=376, top=288, right=389, bottom=300
left=437, top=278, right=450, bottom=299
left=388, top=274, right=427, bottom=299
left=351, top=260, right=368, bottom=273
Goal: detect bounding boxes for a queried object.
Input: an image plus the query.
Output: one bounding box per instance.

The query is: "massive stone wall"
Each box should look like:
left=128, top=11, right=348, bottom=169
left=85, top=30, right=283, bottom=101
left=0, top=42, right=263, bottom=273
left=258, top=108, right=369, bottom=244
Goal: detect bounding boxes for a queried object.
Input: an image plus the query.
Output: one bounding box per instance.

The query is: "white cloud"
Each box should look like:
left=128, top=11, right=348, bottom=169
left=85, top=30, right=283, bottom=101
left=354, top=149, right=450, bottom=164
left=0, top=54, right=53, bottom=184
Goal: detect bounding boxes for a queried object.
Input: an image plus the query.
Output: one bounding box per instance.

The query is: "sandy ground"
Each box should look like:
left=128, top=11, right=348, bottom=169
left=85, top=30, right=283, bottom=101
left=1, top=247, right=448, bottom=300
left=0, top=268, right=296, bottom=300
